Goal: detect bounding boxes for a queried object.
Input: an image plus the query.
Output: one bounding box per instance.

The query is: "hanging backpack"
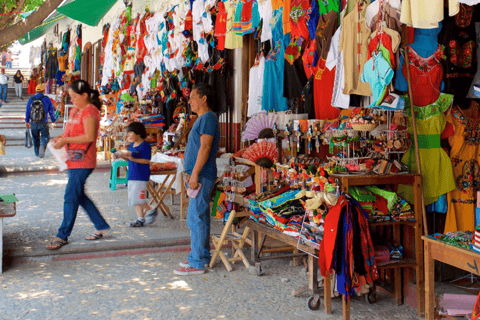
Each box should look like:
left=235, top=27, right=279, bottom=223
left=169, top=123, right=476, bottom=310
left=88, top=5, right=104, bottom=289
left=30, top=95, right=46, bottom=123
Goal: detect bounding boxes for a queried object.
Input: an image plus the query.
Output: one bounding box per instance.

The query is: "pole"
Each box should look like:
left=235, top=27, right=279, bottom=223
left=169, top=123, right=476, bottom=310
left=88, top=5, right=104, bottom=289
left=404, top=46, right=429, bottom=236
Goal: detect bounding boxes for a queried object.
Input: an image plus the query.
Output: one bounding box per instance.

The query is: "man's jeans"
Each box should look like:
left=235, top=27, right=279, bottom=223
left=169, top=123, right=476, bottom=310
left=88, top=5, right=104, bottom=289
left=187, top=176, right=216, bottom=270
left=57, top=169, right=110, bottom=241
left=30, top=122, right=49, bottom=156
left=6, top=62, right=12, bottom=68
left=0, top=84, right=7, bottom=101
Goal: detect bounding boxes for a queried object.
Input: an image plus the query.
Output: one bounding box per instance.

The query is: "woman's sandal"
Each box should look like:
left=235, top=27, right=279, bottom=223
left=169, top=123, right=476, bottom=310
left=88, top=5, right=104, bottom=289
left=85, top=233, right=103, bottom=241
left=46, top=238, right=68, bottom=250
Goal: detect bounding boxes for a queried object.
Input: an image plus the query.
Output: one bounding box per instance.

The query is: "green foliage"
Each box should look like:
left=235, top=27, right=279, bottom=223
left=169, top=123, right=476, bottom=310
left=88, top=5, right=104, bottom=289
left=0, top=0, right=43, bottom=13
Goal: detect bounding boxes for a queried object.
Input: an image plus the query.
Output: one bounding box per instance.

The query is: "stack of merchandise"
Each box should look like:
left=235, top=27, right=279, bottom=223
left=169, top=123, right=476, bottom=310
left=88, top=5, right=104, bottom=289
left=132, top=114, right=166, bottom=128
left=348, top=186, right=414, bottom=222
left=429, top=231, right=473, bottom=249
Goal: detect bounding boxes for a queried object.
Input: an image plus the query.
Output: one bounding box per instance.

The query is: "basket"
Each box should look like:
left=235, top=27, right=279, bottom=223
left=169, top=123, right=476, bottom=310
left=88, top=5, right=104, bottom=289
left=351, top=123, right=378, bottom=132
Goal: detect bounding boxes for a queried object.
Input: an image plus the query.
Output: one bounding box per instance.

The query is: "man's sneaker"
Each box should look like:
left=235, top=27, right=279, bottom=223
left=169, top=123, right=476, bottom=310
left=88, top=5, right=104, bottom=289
left=179, top=261, right=209, bottom=268
left=144, top=208, right=158, bottom=225
left=130, top=219, right=144, bottom=227
left=39, top=145, right=46, bottom=158
left=173, top=266, right=205, bottom=276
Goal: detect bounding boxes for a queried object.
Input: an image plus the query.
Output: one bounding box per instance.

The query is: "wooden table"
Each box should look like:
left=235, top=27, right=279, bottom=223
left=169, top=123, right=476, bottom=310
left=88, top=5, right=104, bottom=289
left=246, top=220, right=332, bottom=314
left=423, top=236, right=480, bottom=319
left=147, top=170, right=177, bottom=219
left=0, top=201, right=16, bottom=274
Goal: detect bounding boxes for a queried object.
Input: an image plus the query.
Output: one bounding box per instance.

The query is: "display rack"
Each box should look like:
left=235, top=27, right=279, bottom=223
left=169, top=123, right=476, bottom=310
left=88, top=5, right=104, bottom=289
left=335, top=173, right=425, bottom=318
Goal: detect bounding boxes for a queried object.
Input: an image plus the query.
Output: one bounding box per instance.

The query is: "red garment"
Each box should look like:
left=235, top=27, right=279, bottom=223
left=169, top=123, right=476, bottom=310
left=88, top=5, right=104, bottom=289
left=28, top=80, right=37, bottom=95
left=473, top=291, right=480, bottom=320
left=289, top=0, right=310, bottom=40
left=215, top=2, right=227, bottom=50
left=402, top=45, right=445, bottom=107
left=319, top=196, right=348, bottom=277
left=185, top=10, right=193, bottom=33
left=302, top=39, right=317, bottom=79
left=368, top=32, right=395, bottom=69
left=64, top=105, right=100, bottom=169
left=313, top=58, right=341, bottom=120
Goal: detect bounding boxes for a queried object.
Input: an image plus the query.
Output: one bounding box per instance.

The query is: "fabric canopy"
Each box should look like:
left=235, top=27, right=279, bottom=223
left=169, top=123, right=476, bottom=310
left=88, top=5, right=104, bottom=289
left=56, top=0, right=118, bottom=27
left=18, top=12, right=66, bottom=45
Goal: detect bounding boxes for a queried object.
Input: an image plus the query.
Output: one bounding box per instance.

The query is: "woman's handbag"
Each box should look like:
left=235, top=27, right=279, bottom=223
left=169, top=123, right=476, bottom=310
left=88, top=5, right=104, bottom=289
left=66, top=143, right=92, bottom=162
left=25, top=129, right=33, bottom=148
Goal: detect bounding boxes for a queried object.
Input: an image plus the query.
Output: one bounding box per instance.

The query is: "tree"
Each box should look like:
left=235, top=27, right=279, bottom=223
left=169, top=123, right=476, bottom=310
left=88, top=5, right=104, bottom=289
left=0, top=0, right=65, bottom=48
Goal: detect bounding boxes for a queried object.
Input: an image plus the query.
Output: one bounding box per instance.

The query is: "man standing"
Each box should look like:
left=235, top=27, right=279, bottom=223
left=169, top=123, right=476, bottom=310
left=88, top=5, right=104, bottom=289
left=25, top=84, right=55, bottom=158
left=0, top=69, right=8, bottom=103
left=5, top=51, right=12, bottom=69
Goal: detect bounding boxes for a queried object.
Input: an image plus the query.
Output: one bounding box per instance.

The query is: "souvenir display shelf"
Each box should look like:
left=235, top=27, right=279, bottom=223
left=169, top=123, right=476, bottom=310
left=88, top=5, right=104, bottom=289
left=335, top=173, right=425, bottom=319
left=422, top=236, right=480, bottom=320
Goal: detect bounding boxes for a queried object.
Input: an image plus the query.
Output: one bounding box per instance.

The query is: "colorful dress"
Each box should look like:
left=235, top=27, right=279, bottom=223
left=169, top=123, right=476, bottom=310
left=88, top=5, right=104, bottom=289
left=444, top=102, right=480, bottom=233
left=397, top=95, right=456, bottom=206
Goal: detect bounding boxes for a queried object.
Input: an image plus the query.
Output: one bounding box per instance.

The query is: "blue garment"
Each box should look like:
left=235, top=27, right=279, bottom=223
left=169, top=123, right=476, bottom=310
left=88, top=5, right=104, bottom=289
left=307, top=0, right=320, bottom=41
left=426, top=194, right=447, bottom=213
left=0, top=84, right=7, bottom=101
left=184, top=111, right=220, bottom=179
left=30, top=122, right=50, bottom=156
left=187, top=176, right=216, bottom=269
left=128, top=140, right=152, bottom=181
left=57, top=169, right=110, bottom=241
left=25, top=93, right=56, bottom=123
left=361, top=52, right=394, bottom=108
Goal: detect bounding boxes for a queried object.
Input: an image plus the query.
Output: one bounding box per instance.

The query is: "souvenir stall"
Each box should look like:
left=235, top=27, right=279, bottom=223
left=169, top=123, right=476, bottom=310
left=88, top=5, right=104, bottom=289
left=204, top=0, right=480, bottom=318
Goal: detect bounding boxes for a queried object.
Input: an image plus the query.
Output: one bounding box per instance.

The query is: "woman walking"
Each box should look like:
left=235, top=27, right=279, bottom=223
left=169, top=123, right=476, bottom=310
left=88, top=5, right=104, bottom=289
left=46, top=80, right=110, bottom=250
left=13, top=70, right=24, bottom=99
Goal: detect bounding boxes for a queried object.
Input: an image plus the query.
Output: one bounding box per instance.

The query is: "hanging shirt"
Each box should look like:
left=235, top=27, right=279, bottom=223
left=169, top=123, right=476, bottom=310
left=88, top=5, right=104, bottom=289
left=258, top=0, right=273, bottom=42
left=215, top=1, right=228, bottom=50
left=400, top=0, right=444, bottom=28
left=340, top=2, right=372, bottom=96
left=262, top=40, right=288, bottom=112
left=361, top=52, right=394, bottom=108
left=225, top=0, right=244, bottom=48
left=248, top=55, right=266, bottom=116
left=326, top=25, right=350, bottom=109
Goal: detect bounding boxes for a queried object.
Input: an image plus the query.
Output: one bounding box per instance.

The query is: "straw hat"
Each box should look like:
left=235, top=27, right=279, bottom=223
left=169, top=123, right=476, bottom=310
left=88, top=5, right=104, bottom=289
left=35, top=84, right=45, bottom=92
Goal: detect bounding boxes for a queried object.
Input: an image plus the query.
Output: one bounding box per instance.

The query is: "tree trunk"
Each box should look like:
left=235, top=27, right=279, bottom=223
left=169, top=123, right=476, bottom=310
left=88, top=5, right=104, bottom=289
left=0, top=0, right=65, bottom=47
left=0, top=0, right=28, bottom=32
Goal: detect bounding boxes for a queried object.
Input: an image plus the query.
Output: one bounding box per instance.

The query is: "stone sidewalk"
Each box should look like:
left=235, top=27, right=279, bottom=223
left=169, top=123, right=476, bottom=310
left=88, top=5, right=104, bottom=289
left=0, top=247, right=424, bottom=320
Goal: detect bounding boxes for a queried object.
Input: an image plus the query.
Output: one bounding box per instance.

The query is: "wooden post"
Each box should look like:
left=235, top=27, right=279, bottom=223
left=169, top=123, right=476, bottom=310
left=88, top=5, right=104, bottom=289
left=424, top=240, right=434, bottom=320
left=404, top=47, right=429, bottom=236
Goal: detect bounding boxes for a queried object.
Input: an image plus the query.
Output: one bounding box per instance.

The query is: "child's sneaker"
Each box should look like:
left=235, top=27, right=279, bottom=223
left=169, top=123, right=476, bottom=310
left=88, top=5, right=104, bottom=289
left=145, top=208, right=158, bottom=225
left=173, top=266, right=205, bottom=275
left=130, top=219, right=145, bottom=227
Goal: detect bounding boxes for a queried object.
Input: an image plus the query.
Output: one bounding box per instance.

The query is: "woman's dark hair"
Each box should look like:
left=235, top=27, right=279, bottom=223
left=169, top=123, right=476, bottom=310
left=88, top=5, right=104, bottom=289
left=126, top=122, right=147, bottom=139
left=16, top=70, right=22, bottom=76
left=192, top=82, right=217, bottom=112
left=69, top=79, right=101, bottom=110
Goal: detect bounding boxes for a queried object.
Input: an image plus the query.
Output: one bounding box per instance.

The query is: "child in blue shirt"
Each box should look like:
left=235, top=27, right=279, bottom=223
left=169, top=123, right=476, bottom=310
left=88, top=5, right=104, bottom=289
left=116, top=122, right=157, bottom=227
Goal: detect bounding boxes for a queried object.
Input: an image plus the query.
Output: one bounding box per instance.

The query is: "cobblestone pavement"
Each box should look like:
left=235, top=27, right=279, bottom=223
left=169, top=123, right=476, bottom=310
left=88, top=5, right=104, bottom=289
left=0, top=249, right=423, bottom=320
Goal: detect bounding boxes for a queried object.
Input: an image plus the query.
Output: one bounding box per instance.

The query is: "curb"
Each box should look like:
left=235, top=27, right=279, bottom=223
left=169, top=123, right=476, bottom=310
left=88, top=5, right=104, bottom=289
left=8, top=237, right=192, bottom=259
left=0, top=162, right=112, bottom=176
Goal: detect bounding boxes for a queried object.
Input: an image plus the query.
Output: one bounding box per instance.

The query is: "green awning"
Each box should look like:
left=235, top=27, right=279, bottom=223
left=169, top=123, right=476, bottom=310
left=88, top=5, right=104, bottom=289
left=56, top=0, right=118, bottom=27
left=18, top=12, right=66, bottom=45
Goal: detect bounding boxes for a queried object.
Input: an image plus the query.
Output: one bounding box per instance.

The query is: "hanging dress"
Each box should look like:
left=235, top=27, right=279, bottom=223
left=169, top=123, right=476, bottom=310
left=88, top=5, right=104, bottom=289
left=444, top=102, right=480, bottom=233
left=397, top=45, right=456, bottom=205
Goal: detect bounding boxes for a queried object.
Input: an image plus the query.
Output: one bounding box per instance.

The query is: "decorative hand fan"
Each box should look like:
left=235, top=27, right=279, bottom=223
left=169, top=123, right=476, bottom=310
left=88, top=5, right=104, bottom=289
left=242, top=140, right=278, bottom=168
left=242, top=113, right=278, bottom=141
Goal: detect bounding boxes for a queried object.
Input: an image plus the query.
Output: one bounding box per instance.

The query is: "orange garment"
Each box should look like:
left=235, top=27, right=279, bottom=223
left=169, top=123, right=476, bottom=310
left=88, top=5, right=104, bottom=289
left=444, top=102, right=480, bottom=233
left=282, top=0, right=291, bottom=34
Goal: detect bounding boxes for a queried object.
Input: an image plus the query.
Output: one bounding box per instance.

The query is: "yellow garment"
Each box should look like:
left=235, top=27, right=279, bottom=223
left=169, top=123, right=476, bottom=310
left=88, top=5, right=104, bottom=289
left=444, top=103, right=480, bottom=233
left=225, top=0, right=243, bottom=49
left=340, top=2, right=372, bottom=96
left=58, top=56, right=66, bottom=72
left=400, top=0, right=444, bottom=29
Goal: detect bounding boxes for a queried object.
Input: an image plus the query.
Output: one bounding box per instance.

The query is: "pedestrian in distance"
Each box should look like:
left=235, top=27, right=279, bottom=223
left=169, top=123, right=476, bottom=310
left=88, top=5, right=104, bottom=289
left=13, top=70, right=24, bottom=99
left=174, top=83, right=220, bottom=276
left=113, top=121, right=157, bottom=227
left=46, top=79, right=110, bottom=250
left=0, top=68, right=8, bottom=103
left=25, top=83, right=55, bottom=158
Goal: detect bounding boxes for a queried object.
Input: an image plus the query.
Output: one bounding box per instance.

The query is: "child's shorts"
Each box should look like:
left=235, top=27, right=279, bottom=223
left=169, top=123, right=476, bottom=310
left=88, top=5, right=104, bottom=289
left=128, top=180, right=148, bottom=206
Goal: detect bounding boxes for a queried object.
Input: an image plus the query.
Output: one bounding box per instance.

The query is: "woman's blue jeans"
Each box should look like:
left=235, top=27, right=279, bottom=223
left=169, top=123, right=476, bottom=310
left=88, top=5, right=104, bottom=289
left=187, top=176, right=215, bottom=270
left=57, top=168, right=110, bottom=241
